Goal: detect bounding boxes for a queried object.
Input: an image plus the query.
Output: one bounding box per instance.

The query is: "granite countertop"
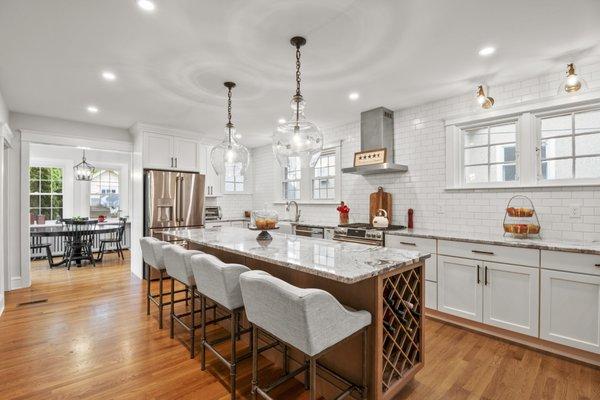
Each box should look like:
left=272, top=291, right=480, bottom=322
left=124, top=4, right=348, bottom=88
left=386, top=228, right=600, bottom=256
left=161, top=227, right=430, bottom=284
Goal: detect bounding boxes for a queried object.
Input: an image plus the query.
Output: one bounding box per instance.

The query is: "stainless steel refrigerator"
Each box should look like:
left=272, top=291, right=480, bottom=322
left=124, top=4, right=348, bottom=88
left=144, top=169, right=205, bottom=238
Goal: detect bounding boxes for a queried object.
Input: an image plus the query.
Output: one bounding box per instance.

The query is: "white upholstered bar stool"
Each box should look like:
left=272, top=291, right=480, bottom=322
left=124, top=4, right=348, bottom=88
left=163, top=244, right=217, bottom=358
left=240, top=270, right=371, bottom=400
left=140, top=237, right=188, bottom=329
left=191, top=254, right=251, bottom=400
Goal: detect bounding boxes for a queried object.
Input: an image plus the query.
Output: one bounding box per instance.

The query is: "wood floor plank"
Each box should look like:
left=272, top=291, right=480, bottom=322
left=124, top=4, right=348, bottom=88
left=1, top=253, right=599, bottom=399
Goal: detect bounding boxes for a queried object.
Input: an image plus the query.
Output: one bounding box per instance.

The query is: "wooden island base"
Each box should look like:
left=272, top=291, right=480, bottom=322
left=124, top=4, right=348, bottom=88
left=189, top=243, right=425, bottom=400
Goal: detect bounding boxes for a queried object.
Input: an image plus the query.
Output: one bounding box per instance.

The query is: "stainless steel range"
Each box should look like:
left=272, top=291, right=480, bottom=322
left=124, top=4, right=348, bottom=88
left=333, top=223, right=406, bottom=246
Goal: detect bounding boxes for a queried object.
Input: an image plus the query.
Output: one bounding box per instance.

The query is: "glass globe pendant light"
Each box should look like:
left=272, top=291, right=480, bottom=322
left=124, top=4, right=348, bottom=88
left=210, top=82, right=250, bottom=176
left=272, top=36, right=323, bottom=168
left=74, top=149, right=95, bottom=181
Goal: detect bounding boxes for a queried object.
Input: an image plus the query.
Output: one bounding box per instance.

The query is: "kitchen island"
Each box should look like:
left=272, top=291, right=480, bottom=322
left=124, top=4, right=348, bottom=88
left=161, top=227, right=430, bottom=400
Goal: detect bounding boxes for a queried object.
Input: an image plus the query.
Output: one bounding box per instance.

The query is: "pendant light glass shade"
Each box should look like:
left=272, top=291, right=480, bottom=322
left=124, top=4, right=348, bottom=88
left=557, top=63, right=587, bottom=94
left=74, top=150, right=95, bottom=181
left=273, top=36, right=323, bottom=168
left=210, top=82, right=250, bottom=176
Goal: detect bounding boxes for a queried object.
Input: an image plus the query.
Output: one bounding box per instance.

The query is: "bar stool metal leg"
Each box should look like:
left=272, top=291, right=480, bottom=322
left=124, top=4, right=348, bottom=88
left=146, top=263, right=151, bottom=316
left=158, top=270, right=164, bottom=329
left=190, top=286, right=196, bottom=359
left=170, top=278, right=175, bottom=339
left=362, top=328, right=368, bottom=400
left=200, top=294, right=207, bottom=370
left=230, top=310, right=238, bottom=399
left=309, top=357, right=317, bottom=400
left=252, top=325, right=259, bottom=399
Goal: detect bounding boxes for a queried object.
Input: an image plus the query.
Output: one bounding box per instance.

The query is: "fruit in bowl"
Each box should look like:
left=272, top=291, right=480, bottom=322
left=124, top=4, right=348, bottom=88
left=252, top=208, right=278, bottom=230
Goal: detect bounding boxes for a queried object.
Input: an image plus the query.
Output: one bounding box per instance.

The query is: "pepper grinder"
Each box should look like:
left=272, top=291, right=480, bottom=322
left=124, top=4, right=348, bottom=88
left=407, top=208, right=414, bottom=229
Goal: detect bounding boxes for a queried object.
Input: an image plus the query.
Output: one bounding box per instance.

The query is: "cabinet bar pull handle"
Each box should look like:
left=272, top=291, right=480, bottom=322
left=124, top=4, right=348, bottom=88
left=476, top=265, right=480, bottom=284
left=484, top=266, right=488, bottom=285
left=175, top=158, right=178, bottom=168
left=472, top=250, right=495, bottom=255
left=170, top=157, right=173, bottom=167
left=595, top=264, right=600, bottom=267
left=400, top=241, right=417, bottom=246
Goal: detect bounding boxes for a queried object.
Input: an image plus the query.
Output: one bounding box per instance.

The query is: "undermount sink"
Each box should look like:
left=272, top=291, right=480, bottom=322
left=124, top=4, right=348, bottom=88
left=278, top=221, right=294, bottom=234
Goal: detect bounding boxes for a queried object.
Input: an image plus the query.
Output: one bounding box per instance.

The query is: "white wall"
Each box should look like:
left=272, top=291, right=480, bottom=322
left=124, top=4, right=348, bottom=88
left=0, top=87, right=9, bottom=314
left=6, top=112, right=133, bottom=290
left=254, top=61, right=600, bottom=241
left=29, top=144, right=131, bottom=218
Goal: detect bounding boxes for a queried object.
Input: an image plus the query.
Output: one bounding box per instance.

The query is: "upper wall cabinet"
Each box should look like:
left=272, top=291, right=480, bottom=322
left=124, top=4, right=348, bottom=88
left=143, top=132, right=201, bottom=172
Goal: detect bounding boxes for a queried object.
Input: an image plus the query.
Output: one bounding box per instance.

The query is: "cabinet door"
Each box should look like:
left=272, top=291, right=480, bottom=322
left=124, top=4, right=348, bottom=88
left=144, top=133, right=173, bottom=169
left=438, top=255, right=483, bottom=322
left=173, top=137, right=199, bottom=172
left=540, top=269, right=600, bottom=353
left=205, top=147, right=222, bottom=197
left=483, top=262, right=539, bottom=336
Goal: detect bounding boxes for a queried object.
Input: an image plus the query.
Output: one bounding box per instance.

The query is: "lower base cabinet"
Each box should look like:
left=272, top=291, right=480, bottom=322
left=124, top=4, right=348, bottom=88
left=540, top=269, right=600, bottom=354
left=425, top=281, right=437, bottom=309
left=438, top=256, right=539, bottom=337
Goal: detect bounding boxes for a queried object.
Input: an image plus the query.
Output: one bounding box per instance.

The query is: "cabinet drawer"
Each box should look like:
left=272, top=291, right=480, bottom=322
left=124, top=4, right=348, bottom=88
left=541, top=250, right=600, bottom=276
left=438, top=240, right=539, bottom=267
left=425, top=281, right=437, bottom=310
left=386, top=235, right=436, bottom=254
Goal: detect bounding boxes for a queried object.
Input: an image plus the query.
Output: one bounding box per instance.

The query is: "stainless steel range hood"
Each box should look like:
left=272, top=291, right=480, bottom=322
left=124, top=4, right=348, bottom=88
left=342, top=107, right=408, bottom=175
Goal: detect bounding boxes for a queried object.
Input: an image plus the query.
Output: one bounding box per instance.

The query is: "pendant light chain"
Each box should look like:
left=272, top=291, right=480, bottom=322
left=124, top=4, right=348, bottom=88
left=227, top=83, right=233, bottom=143
left=295, top=44, right=302, bottom=97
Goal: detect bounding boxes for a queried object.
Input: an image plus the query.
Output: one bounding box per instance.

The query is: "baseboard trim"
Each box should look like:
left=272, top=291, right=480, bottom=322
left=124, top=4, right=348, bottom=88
left=10, top=277, right=24, bottom=290
left=426, top=309, right=600, bottom=368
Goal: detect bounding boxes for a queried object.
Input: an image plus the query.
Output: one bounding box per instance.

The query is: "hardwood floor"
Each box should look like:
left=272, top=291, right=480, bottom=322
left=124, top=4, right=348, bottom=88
left=1, top=253, right=599, bottom=400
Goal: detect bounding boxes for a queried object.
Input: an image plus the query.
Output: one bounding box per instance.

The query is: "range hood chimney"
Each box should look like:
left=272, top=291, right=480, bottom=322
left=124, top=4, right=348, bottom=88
left=342, top=107, right=408, bottom=175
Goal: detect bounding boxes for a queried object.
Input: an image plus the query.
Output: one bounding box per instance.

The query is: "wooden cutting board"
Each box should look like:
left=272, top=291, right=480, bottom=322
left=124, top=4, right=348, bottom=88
left=369, top=186, right=392, bottom=224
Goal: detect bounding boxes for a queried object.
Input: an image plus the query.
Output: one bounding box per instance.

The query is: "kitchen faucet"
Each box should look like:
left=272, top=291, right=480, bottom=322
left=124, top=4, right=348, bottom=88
left=285, top=201, right=301, bottom=222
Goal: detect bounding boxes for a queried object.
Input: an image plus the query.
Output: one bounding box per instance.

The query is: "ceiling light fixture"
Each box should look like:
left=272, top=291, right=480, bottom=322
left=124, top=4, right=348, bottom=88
left=349, top=92, right=360, bottom=101
left=74, top=149, right=96, bottom=181
left=478, top=46, right=496, bottom=56
left=563, top=63, right=582, bottom=93
left=272, top=36, right=323, bottom=168
left=86, top=105, right=99, bottom=114
left=137, top=0, right=155, bottom=11
left=210, top=82, right=250, bottom=177
left=476, top=85, right=494, bottom=109
left=278, top=118, right=286, bottom=124
left=102, top=71, right=116, bottom=81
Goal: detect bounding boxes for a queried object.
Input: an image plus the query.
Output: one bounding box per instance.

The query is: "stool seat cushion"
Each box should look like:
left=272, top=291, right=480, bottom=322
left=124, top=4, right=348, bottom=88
left=191, top=254, right=250, bottom=310
left=240, top=270, right=372, bottom=357
left=140, top=237, right=169, bottom=270
left=163, top=245, right=202, bottom=286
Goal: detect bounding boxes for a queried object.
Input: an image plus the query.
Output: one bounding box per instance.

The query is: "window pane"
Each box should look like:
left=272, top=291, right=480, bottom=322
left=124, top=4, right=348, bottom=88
left=576, top=157, right=600, bottom=179
left=464, top=165, right=488, bottom=183
left=490, top=163, right=517, bottom=182
left=541, top=115, right=572, bottom=138
left=52, top=208, right=63, bottom=220
left=40, top=195, right=51, bottom=207
left=40, top=208, right=52, bottom=219
left=541, top=159, right=573, bottom=180
left=464, top=128, right=488, bottom=147
left=51, top=195, right=62, bottom=208
left=490, top=144, right=516, bottom=163
left=575, top=133, right=600, bottom=156
left=40, top=180, right=52, bottom=193
left=489, top=124, right=516, bottom=144
left=50, top=168, right=62, bottom=181
left=29, top=167, right=40, bottom=180
left=235, top=183, right=244, bottom=191
left=90, top=194, right=101, bottom=207
left=30, top=195, right=39, bottom=207
left=464, top=147, right=488, bottom=165
left=541, top=137, right=572, bottom=159
left=51, top=180, right=62, bottom=193
left=40, top=168, right=51, bottom=180
left=224, top=182, right=234, bottom=192
left=575, top=110, right=600, bottom=134
left=30, top=180, right=40, bottom=193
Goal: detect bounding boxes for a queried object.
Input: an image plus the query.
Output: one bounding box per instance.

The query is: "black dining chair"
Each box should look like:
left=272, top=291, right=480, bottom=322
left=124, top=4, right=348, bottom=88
left=30, top=237, right=57, bottom=268
left=63, top=219, right=97, bottom=269
left=96, top=217, right=128, bottom=262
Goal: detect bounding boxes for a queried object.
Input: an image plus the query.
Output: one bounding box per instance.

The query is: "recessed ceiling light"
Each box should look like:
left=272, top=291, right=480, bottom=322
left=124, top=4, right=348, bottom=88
left=478, top=46, right=496, bottom=56
left=137, top=0, right=155, bottom=11
left=101, top=71, right=116, bottom=81
left=349, top=92, right=360, bottom=101
left=278, top=118, right=286, bottom=124
left=87, top=105, right=99, bottom=114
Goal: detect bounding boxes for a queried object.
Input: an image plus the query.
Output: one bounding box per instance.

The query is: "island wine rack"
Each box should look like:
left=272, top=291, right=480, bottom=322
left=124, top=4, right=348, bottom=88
left=380, top=265, right=424, bottom=397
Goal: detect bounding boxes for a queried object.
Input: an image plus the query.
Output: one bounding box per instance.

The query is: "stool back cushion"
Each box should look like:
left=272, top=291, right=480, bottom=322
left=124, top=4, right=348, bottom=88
left=240, top=270, right=372, bottom=357
left=163, top=245, right=202, bottom=286
left=140, top=237, right=168, bottom=269
left=191, top=254, right=250, bottom=310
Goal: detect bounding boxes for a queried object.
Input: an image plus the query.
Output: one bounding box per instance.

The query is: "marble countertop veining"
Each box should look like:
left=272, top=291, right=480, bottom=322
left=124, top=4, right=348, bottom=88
left=386, top=228, right=600, bottom=255
left=160, top=227, right=430, bottom=284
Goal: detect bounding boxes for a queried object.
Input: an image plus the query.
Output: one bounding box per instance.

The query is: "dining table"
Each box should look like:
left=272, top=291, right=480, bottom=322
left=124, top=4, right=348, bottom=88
left=30, top=223, right=122, bottom=267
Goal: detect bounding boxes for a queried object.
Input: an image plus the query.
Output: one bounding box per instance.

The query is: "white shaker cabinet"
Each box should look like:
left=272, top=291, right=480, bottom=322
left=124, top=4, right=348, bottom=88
left=540, top=269, right=600, bottom=353
left=437, top=255, right=483, bottom=322
left=203, top=146, right=222, bottom=197
left=173, top=137, right=201, bottom=171
left=482, top=262, right=539, bottom=336
left=143, top=132, right=201, bottom=172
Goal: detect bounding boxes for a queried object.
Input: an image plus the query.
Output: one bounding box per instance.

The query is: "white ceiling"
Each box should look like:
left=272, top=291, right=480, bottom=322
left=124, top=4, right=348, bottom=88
left=0, top=0, right=599, bottom=146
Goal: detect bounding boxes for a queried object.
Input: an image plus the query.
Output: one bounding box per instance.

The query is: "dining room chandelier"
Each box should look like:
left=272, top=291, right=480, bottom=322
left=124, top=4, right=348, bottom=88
left=210, top=81, right=250, bottom=176
left=272, top=36, right=323, bottom=168
left=73, top=149, right=95, bottom=181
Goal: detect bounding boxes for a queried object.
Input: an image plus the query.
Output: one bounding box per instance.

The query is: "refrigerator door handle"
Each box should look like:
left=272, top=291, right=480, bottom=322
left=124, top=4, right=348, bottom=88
left=179, top=176, right=184, bottom=224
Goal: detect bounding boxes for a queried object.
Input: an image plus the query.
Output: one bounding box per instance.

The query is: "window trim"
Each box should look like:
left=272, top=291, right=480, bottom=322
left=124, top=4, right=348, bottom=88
left=311, top=149, right=337, bottom=201
left=275, top=145, right=342, bottom=204
left=446, top=96, right=600, bottom=190
left=223, top=163, right=245, bottom=193
left=29, top=166, right=64, bottom=221
left=89, top=168, right=120, bottom=217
